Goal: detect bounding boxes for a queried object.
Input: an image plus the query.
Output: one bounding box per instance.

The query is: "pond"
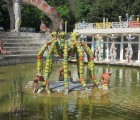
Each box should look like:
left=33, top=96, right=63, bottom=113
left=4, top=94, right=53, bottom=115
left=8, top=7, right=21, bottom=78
left=0, top=63, right=140, bottom=120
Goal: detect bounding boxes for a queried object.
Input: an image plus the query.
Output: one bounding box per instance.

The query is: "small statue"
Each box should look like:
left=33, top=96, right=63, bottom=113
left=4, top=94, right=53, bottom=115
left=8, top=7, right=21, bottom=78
left=109, top=34, right=117, bottom=62
left=40, top=18, right=50, bottom=34
left=58, top=67, right=73, bottom=83
left=125, top=34, right=135, bottom=62
left=33, top=74, right=47, bottom=93
left=95, top=34, right=102, bottom=61
left=100, top=72, right=112, bottom=90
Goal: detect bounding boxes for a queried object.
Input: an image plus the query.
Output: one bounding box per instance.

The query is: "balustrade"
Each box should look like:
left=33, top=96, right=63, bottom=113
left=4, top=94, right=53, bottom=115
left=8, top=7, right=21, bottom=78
left=20, top=27, right=35, bottom=32
left=128, top=21, right=140, bottom=28
left=75, top=21, right=140, bottom=30
left=112, top=22, right=128, bottom=28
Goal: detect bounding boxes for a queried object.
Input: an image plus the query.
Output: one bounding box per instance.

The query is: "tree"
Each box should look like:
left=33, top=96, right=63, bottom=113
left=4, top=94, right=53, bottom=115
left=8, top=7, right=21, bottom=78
left=0, top=1, right=10, bottom=30
left=21, top=5, right=45, bottom=31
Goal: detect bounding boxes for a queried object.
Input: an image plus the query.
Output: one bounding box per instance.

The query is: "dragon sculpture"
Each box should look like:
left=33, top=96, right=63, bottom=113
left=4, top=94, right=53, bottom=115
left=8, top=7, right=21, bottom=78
left=5, top=0, right=62, bottom=32
left=34, top=32, right=99, bottom=94
left=125, top=34, right=135, bottom=62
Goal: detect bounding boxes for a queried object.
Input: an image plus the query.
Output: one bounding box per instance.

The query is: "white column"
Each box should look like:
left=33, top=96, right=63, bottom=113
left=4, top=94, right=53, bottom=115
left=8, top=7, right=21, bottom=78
left=120, top=35, right=123, bottom=61
left=138, top=35, right=140, bottom=61
left=91, top=35, right=94, bottom=53
left=65, top=21, right=67, bottom=33
left=84, top=36, right=88, bottom=62
left=106, top=36, right=109, bottom=60
left=14, top=0, right=21, bottom=31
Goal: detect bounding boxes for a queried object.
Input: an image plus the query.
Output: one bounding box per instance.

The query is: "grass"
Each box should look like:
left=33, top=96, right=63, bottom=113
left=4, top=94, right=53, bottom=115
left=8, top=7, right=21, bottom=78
left=8, top=72, right=27, bottom=113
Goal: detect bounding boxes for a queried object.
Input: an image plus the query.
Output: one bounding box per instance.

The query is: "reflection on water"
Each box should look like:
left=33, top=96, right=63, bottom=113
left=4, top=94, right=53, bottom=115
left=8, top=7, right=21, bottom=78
left=0, top=63, right=140, bottom=120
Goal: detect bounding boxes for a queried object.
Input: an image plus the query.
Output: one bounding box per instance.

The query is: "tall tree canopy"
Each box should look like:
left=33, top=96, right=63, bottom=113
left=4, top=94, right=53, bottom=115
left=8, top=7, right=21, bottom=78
left=69, top=0, right=140, bottom=22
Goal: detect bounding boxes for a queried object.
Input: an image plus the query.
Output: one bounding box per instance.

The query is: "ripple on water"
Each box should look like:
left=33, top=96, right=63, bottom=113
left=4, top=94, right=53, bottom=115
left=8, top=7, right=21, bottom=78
left=0, top=64, right=140, bottom=120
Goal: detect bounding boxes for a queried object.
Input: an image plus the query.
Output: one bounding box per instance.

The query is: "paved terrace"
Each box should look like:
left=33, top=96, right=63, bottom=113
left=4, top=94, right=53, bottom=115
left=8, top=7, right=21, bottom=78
left=94, top=60, right=140, bottom=68
left=69, top=58, right=140, bottom=68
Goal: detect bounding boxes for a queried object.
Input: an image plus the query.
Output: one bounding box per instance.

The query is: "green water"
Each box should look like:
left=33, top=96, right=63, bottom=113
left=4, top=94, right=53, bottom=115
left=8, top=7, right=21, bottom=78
left=0, top=63, right=140, bottom=120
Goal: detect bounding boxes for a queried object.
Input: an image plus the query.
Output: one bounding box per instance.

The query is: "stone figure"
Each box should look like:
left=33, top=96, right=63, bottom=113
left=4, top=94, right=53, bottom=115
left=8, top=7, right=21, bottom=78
left=100, top=72, right=112, bottom=90
left=82, top=19, right=86, bottom=29
left=109, top=34, right=117, bottom=62
left=125, top=34, right=135, bottom=62
left=0, top=40, right=12, bottom=54
left=95, top=34, right=102, bottom=61
left=40, top=18, right=50, bottom=33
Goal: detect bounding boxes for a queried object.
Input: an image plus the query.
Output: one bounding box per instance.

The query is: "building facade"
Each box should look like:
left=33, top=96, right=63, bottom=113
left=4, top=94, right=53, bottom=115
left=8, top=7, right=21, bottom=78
left=74, top=21, right=140, bottom=62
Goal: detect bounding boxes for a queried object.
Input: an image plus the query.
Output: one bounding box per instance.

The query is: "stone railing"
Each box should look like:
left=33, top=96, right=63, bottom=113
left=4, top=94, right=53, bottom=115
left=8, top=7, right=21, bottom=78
left=75, top=23, right=94, bottom=29
left=112, top=22, right=128, bottom=28
left=0, top=27, right=35, bottom=32
left=128, top=21, right=140, bottom=28
left=20, top=27, right=35, bottom=32
left=75, top=21, right=140, bottom=30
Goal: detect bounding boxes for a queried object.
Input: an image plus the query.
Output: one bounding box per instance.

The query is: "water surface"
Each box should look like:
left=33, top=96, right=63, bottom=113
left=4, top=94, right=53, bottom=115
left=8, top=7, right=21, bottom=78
left=0, top=63, right=140, bottom=120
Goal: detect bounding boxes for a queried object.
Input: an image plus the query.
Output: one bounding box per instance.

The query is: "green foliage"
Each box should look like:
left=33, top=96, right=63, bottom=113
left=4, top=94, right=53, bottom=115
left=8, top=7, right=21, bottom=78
left=57, top=5, right=70, bottom=22
left=69, top=0, right=140, bottom=23
left=56, top=4, right=75, bottom=31
left=74, top=0, right=91, bottom=21
left=21, top=5, right=45, bottom=31
left=0, top=1, right=9, bottom=30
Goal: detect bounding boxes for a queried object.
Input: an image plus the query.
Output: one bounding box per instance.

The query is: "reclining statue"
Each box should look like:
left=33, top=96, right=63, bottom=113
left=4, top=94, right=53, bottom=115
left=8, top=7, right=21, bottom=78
left=0, top=40, right=12, bottom=54
left=5, top=0, right=62, bottom=32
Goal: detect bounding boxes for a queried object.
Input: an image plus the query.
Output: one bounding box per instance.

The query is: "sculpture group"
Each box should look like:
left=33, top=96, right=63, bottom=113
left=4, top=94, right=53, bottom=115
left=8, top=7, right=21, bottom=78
left=94, top=34, right=135, bottom=62
left=33, top=32, right=99, bottom=94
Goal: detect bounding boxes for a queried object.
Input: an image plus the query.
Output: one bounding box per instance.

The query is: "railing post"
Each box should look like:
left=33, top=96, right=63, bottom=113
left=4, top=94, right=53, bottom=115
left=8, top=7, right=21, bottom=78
left=138, top=35, right=140, bottom=61
left=120, top=35, right=123, bottom=61
left=106, top=36, right=109, bottom=60
left=91, top=35, right=94, bottom=53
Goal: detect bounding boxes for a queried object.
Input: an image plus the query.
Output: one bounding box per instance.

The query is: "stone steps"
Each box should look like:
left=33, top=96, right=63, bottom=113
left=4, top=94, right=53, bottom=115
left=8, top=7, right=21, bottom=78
left=0, top=32, right=49, bottom=65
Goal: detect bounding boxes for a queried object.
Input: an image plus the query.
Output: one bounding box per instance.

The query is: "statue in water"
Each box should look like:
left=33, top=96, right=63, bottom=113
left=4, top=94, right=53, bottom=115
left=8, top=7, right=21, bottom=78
left=125, top=34, right=135, bottom=62
left=109, top=34, right=117, bottom=62
left=95, top=34, right=102, bottom=61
